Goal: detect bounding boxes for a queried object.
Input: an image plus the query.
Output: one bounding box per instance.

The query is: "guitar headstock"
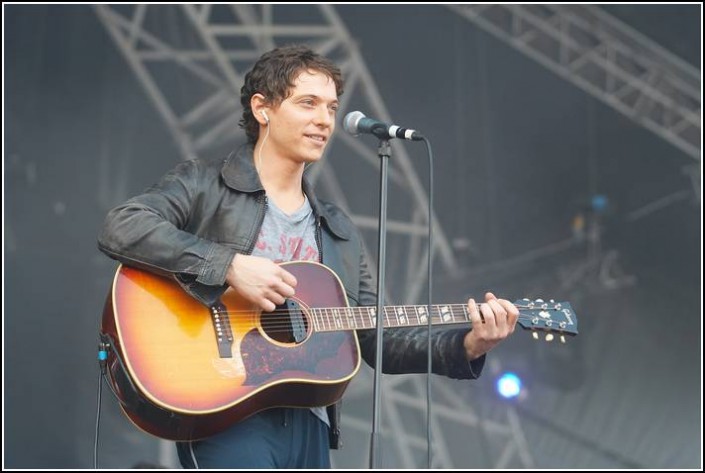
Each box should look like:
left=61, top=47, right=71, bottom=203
left=514, top=299, right=578, bottom=342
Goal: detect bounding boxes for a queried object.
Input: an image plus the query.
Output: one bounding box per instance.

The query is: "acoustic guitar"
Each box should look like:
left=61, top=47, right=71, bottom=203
left=100, top=261, right=578, bottom=440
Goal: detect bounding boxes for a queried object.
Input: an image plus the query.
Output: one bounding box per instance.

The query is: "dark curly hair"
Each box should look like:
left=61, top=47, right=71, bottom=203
left=239, top=45, right=344, bottom=143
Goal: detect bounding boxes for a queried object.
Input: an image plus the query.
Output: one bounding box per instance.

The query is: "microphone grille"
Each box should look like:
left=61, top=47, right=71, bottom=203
left=343, top=111, right=365, bottom=135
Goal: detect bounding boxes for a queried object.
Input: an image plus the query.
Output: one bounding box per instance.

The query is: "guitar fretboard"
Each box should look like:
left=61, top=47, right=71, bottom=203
left=310, top=304, right=472, bottom=333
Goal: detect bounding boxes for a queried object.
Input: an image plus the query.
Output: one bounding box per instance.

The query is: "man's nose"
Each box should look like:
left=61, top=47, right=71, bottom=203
left=314, top=106, right=333, bottom=127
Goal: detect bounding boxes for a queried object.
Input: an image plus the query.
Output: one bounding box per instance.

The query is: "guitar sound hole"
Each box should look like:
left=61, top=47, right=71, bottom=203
left=260, top=299, right=309, bottom=344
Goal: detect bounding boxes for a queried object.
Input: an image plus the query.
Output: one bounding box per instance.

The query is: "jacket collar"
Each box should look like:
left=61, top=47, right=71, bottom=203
left=222, top=144, right=350, bottom=240
left=221, top=143, right=264, bottom=193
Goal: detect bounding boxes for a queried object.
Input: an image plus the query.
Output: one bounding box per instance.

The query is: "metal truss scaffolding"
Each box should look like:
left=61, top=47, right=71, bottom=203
left=94, top=4, right=533, bottom=468
left=449, top=4, right=701, bottom=161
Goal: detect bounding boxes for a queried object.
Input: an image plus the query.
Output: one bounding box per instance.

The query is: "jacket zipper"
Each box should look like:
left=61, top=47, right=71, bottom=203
left=315, top=215, right=323, bottom=263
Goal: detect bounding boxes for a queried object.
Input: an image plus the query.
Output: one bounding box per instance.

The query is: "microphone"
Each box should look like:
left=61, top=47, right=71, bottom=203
left=343, top=111, right=424, bottom=141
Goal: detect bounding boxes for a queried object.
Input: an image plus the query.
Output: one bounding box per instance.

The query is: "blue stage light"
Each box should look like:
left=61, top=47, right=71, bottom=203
left=591, top=194, right=608, bottom=213
left=497, top=373, right=522, bottom=399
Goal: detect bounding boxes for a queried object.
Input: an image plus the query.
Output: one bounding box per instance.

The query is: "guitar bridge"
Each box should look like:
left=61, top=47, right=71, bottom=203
left=210, top=303, right=233, bottom=358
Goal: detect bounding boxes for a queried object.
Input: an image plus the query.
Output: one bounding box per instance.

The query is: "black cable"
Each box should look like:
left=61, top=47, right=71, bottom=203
left=420, top=136, right=434, bottom=469
left=94, top=343, right=108, bottom=469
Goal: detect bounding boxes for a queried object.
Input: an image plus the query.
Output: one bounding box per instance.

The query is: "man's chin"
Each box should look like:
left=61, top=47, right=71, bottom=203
left=303, top=152, right=325, bottom=163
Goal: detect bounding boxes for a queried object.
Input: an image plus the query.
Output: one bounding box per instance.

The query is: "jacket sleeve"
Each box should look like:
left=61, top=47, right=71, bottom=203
left=355, top=238, right=485, bottom=380
left=97, top=160, right=236, bottom=306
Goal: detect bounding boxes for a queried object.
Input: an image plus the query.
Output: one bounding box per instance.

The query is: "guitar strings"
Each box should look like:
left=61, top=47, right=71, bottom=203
left=213, top=303, right=554, bottom=316
left=205, top=313, right=559, bottom=335
left=212, top=305, right=560, bottom=327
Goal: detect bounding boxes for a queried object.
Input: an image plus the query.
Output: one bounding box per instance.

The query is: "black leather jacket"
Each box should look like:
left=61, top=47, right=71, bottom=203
left=98, top=144, right=484, bottom=448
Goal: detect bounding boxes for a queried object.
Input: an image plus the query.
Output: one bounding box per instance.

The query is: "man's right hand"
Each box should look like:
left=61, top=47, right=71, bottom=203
left=225, top=254, right=297, bottom=312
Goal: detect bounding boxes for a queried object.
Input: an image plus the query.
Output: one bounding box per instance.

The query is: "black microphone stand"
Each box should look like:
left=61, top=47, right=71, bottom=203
left=369, top=138, right=390, bottom=469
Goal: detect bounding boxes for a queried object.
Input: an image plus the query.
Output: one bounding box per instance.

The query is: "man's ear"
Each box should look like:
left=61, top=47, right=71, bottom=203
left=251, top=93, right=269, bottom=126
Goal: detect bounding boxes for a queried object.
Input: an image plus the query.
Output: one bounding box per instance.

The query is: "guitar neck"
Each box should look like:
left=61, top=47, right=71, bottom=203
left=310, top=304, right=471, bottom=332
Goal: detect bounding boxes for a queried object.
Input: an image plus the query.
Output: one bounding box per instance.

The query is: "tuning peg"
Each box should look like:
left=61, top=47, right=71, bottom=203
left=545, top=333, right=554, bottom=342
left=560, top=335, right=566, bottom=344
left=532, top=331, right=539, bottom=340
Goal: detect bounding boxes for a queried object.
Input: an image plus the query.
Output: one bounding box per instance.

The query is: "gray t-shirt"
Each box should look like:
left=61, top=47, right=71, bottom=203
left=250, top=195, right=328, bottom=426
left=251, top=195, right=318, bottom=263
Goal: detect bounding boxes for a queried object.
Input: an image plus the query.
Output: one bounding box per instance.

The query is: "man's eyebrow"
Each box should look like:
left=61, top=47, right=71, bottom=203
left=293, top=94, right=339, bottom=104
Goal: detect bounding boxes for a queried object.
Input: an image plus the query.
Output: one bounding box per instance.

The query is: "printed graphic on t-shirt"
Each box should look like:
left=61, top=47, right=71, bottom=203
left=255, top=228, right=318, bottom=262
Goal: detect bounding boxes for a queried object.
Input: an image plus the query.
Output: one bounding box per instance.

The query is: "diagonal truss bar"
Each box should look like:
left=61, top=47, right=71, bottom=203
left=448, top=4, right=701, bottom=161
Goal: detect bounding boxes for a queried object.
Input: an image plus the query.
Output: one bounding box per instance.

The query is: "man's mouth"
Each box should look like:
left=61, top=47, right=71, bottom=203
left=305, top=134, right=327, bottom=143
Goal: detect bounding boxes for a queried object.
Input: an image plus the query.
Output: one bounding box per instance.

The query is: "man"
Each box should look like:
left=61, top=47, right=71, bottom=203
left=98, top=45, right=518, bottom=468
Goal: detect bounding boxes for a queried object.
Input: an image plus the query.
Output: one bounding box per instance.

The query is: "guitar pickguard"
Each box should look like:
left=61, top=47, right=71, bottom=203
left=241, top=329, right=351, bottom=385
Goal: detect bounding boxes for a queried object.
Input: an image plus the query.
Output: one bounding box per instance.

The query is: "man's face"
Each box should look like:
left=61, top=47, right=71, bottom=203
left=265, top=70, right=339, bottom=164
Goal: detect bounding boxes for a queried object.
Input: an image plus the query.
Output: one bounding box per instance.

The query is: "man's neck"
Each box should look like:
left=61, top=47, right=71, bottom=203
left=254, top=143, right=306, bottom=214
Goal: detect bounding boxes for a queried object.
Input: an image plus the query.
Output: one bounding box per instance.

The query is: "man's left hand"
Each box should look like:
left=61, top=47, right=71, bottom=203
left=464, top=292, right=519, bottom=360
